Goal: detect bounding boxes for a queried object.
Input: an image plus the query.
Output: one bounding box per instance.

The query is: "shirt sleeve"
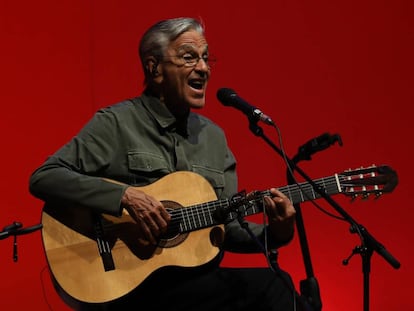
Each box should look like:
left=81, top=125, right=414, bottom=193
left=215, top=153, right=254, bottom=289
left=29, top=108, right=128, bottom=216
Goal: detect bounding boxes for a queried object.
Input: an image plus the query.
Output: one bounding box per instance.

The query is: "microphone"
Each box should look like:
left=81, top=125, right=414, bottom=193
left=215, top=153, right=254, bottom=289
left=2, top=221, right=22, bottom=234
left=216, top=88, right=274, bottom=125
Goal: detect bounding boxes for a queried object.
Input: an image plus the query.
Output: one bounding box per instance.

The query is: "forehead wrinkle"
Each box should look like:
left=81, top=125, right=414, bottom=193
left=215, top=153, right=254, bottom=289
left=175, top=43, right=209, bottom=54
left=167, top=31, right=209, bottom=56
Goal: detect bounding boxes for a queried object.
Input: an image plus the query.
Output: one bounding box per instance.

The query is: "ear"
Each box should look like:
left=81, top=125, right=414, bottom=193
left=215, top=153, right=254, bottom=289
left=145, top=56, right=161, bottom=78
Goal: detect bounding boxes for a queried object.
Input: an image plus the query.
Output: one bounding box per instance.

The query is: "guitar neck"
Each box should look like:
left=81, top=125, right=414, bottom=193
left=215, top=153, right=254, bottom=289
left=278, top=174, right=341, bottom=205
left=167, top=174, right=341, bottom=235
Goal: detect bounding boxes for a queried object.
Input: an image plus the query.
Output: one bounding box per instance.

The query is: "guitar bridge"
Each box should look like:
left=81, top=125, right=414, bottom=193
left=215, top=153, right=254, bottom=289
left=94, top=215, right=115, bottom=272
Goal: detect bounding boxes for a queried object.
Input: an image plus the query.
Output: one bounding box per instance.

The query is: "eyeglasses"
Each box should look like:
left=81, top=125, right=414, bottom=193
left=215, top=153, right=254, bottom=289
left=163, top=53, right=217, bottom=68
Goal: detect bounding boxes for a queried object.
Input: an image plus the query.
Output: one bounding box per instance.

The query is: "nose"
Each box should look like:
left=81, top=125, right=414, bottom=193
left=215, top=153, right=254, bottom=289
left=194, top=57, right=210, bottom=71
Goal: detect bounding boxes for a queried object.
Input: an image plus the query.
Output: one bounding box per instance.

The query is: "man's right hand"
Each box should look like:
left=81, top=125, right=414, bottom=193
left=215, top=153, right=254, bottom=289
left=121, top=187, right=171, bottom=245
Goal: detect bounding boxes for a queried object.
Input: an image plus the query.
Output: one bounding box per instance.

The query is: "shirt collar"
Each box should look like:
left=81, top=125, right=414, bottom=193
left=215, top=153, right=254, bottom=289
left=141, top=92, right=189, bottom=137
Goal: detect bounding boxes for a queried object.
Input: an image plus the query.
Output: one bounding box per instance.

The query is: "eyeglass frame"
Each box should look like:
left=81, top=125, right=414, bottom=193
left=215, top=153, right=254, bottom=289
left=162, top=52, right=217, bottom=69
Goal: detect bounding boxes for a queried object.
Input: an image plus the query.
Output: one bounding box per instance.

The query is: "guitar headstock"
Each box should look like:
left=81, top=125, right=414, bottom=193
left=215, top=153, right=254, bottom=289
left=339, top=165, right=398, bottom=199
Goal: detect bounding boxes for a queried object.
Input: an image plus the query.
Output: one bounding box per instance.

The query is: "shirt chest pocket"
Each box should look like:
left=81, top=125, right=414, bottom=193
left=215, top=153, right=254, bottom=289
left=127, top=151, right=171, bottom=184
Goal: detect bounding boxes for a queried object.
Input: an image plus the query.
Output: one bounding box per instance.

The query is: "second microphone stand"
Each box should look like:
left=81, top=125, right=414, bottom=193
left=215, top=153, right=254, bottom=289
left=286, top=133, right=343, bottom=310
left=247, top=116, right=400, bottom=311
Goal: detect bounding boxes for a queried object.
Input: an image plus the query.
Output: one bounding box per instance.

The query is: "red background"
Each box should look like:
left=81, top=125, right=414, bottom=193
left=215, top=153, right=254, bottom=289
left=0, top=1, right=412, bottom=310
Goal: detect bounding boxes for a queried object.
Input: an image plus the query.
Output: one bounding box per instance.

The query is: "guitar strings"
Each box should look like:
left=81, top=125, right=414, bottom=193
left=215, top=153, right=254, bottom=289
left=164, top=175, right=354, bottom=233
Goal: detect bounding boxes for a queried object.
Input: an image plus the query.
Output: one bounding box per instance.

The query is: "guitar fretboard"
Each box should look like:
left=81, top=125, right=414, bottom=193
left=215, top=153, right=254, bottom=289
left=166, top=174, right=342, bottom=235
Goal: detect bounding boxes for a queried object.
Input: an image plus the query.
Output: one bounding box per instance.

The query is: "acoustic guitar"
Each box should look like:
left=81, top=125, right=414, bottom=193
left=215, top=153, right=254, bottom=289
left=41, top=165, right=397, bottom=305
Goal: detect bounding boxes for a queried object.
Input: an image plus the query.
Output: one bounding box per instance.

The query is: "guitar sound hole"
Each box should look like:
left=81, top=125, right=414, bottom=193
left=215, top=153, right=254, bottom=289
left=157, top=201, right=189, bottom=248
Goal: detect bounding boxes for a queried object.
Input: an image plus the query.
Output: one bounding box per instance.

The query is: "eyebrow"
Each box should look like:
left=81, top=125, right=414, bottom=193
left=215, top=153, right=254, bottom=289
left=176, top=44, right=209, bottom=54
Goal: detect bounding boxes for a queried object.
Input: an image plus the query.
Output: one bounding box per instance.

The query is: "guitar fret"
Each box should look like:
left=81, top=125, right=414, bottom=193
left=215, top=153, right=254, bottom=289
left=195, top=206, right=202, bottom=227
left=183, top=208, right=189, bottom=230
left=308, top=184, right=315, bottom=199
left=191, top=207, right=198, bottom=229
left=207, top=205, right=214, bottom=225
left=286, top=187, right=293, bottom=203
left=179, top=208, right=187, bottom=232
left=189, top=207, right=195, bottom=230
left=321, top=178, right=327, bottom=197
left=299, top=186, right=305, bottom=202
left=201, top=205, right=208, bottom=226
left=210, top=202, right=220, bottom=224
left=208, top=201, right=223, bottom=226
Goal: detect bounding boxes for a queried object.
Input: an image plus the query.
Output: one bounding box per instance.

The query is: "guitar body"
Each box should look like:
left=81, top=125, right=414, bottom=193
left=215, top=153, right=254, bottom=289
left=41, top=171, right=223, bottom=305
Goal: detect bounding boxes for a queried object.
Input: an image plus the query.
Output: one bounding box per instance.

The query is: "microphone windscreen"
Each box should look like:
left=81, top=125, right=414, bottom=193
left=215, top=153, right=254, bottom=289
left=216, top=88, right=236, bottom=106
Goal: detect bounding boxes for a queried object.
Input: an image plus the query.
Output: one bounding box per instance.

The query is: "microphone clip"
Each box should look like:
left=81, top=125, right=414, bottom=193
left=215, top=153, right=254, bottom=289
left=294, top=132, right=343, bottom=162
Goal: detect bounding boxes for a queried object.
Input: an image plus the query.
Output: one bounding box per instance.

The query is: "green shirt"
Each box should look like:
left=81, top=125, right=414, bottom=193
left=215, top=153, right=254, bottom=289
left=30, top=93, right=284, bottom=253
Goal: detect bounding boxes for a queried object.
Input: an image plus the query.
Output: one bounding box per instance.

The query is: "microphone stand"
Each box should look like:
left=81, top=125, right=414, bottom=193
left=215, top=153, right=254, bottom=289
left=284, top=133, right=343, bottom=310
left=0, top=221, right=43, bottom=262
left=246, top=117, right=401, bottom=311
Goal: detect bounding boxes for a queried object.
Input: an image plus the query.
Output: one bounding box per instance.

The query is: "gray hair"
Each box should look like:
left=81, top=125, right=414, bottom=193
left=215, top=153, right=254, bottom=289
left=139, top=17, right=205, bottom=83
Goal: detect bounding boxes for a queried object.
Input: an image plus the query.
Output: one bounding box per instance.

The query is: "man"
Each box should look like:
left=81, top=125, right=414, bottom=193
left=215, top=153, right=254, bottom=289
left=30, top=17, right=302, bottom=310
